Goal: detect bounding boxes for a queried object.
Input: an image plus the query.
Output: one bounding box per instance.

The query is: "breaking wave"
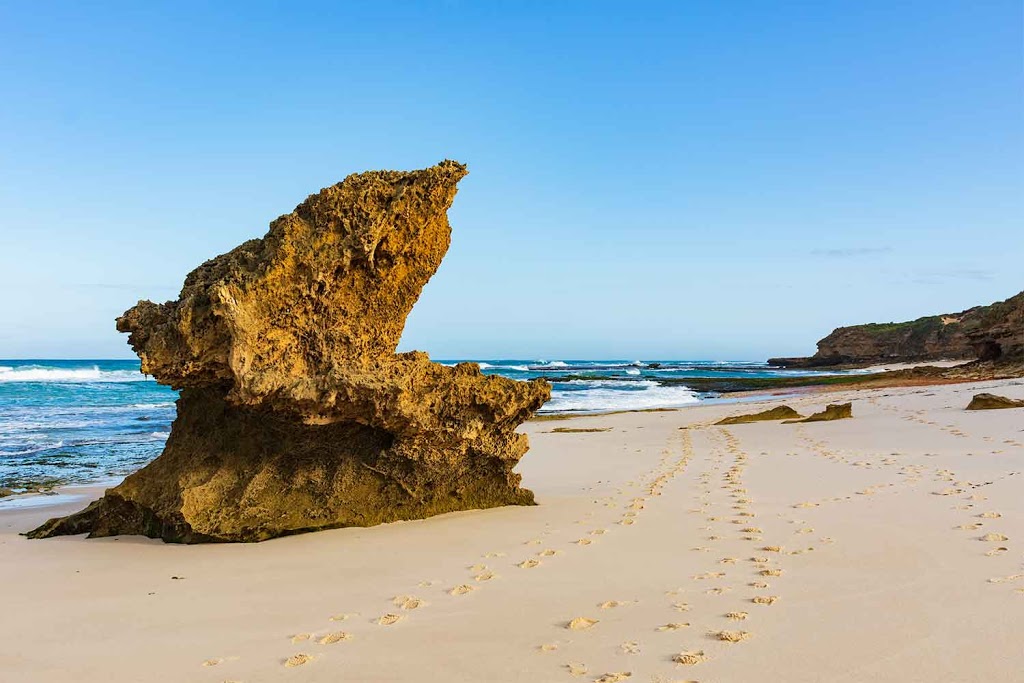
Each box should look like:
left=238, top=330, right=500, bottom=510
left=0, top=365, right=151, bottom=383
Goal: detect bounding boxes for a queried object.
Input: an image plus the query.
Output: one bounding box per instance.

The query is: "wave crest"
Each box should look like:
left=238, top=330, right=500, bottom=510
left=0, top=365, right=151, bottom=383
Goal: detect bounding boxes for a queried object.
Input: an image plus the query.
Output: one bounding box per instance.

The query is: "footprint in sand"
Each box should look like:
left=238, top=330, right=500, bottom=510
left=201, top=658, right=223, bottom=667
left=672, top=602, right=691, bottom=612
left=328, top=613, right=357, bottom=622
left=752, top=595, right=779, bottom=605
left=474, top=570, right=497, bottom=582
left=713, top=630, right=752, bottom=643
left=978, top=512, right=1002, bottom=519
left=595, top=673, right=632, bottom=683
left=538, top=643, right=559, bottom=652
left=567, top=617, right=599, bottom=630
left=537, top=549, right=560, bottom=557
left=518, top=559, right=541, bottom=569
left=673, top=650, right=706, bottom=665
left=980, top=533, right=1010, bottom=542
left=620, top=641, right=641, bottom=655
left=284, top=653, right=313, bottom=667
left=760, top=569, right=783, bottom=577
left=693, top=572, right=726, bottom=580
left=575, top=538, right=593, bottom=546
left=985, top=547, right=1009, bottom=557
left=290, top=633, right=311, bottom=643
left=449, top=584, right=476, bottom=596
left=599, top=600, right=630, bottom=609
left=393, top=595, right=426, bottom=609
left=318, top=632, right=352, bottom=644
left=566, top=662, right=588, bottom=676
left=656, top=623, right=690, bottom=631
left=377, top=613, right=404, bottom=626
left=725, top=611, right=749, bottom=621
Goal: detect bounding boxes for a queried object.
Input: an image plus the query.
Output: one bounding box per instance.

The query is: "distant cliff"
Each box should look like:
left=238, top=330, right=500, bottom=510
left=769, top=291, right=1023, bottom=368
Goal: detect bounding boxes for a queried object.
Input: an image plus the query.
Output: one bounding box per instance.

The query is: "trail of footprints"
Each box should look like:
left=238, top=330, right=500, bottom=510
left=548, top=427, right=806, bottom=681
left=201, top=392, right=1022, bottom=679
left=867, top=394, right=1022, bottom=595
left=200, top=425, right=705, bottom=676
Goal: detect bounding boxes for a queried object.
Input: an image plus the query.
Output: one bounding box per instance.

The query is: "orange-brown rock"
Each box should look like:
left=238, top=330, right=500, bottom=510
left=715, top=406, right=802, bottom=425
left=29, top=161, right=550, bottom=543
left=784, top=403, right=852, bottom=423
left=965, top=393, right=1024, bottom=410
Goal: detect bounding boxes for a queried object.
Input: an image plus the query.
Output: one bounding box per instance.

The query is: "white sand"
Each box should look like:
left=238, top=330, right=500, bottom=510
left=1, top=378, right=1022, bottom=682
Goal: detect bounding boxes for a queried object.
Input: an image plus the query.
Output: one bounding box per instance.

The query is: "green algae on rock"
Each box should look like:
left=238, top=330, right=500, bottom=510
left=715, top=406, right=802, bottom=425
left=965, top=393, right=1024, bottom=411
left=28, top=161, right=550, bottom=543
left=784, top=403, right=852, bottom=424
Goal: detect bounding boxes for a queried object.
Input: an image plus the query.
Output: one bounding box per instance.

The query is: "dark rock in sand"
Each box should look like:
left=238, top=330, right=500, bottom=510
left=715, top=406, right=803, bottom=425
left=784, top=403, right=852, bottom=423
left=29, top=161, right=550, bottom=543
left=0, top=487, right=14, bottom=498
left=965, top=393, right=1024, bottom=411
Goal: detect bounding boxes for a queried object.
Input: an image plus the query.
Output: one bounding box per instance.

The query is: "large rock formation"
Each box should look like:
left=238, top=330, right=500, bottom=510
left=29, top=161, right=551, bottom=543
left=965, top=393, right=1024, bottom=410
left=769, top=291, right=1024, bottom=368
left=715, top=406, right=802, bottom=425
left=960, top=291, right=1024, bottom=363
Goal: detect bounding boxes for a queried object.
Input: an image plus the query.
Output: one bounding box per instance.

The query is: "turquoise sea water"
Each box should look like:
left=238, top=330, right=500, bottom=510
left=0, top=359, right=845, bottom=492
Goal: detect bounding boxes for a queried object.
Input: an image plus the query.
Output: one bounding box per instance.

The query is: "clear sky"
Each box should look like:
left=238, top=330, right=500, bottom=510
left=1, top=1, right=1021, bottom=360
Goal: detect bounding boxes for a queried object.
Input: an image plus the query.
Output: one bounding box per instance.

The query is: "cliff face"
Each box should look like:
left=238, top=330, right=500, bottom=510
left=769, top=291, right=1023, bottom=368
left=961, top=291, right=1024, bottom=362
left=30, top=161, right=551, bottom=543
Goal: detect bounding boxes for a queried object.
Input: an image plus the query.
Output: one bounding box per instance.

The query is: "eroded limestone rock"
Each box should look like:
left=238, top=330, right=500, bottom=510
left=29, top=161, right=550, bottom=543
left=715, top=406, right=802, bottom=425
left=965, top=393, right=1024, bottom=411
left=784, top=403, right=852, bottom=423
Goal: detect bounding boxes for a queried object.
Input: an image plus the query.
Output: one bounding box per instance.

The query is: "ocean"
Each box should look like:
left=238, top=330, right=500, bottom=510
left=0, top=358, right=843, bottom=493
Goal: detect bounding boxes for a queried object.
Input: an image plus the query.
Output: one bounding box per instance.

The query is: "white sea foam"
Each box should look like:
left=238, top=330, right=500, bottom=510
left=562, top=379, right=660, bottom=388
left=130, top=402, right=176, bottom=409
left=0, top=440, right=64, bottom=456
left=538, top=361, right=569, bottom=368
left=0, top=365, right=151, bottom=383
left=151, top=431, right=170, bottom=439
left=541, top=382, right=699, bottom=413
left=626, top=368, right=641, bottom=375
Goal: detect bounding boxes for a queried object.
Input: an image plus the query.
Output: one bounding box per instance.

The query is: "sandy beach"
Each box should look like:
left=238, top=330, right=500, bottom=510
left=2, top=378, right=1021, bottom=682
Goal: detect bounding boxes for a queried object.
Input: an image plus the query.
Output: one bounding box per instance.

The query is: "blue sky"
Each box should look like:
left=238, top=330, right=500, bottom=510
left=1, top=1, right=1020, bottom=360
